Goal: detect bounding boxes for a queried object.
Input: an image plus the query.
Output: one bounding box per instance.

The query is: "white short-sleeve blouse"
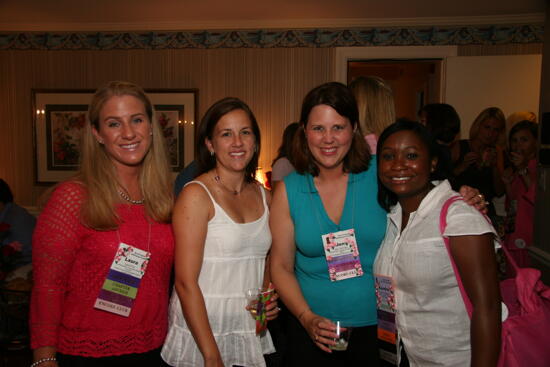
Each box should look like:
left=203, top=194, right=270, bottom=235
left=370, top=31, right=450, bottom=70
left=373, top=180, right=497, bottom=367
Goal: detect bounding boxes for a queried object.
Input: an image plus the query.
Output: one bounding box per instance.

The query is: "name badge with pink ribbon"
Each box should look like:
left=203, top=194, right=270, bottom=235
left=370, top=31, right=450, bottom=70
left=94, top=243, right=150, bottom=317
left=322, top=229, right=363, bottom=282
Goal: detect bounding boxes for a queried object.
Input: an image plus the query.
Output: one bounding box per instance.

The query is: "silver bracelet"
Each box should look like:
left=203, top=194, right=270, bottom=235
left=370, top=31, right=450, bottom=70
left=30, top=357, right=57, bottom=367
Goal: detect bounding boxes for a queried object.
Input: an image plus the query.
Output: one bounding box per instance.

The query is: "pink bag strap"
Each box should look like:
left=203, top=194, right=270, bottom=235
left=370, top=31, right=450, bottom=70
left=439, top=196, right=519, bottom=319
left=439, top=196, right=474, bottom=317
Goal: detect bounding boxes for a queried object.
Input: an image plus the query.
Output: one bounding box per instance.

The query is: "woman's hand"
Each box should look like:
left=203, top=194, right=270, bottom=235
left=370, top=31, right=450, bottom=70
left=481, top=147, right=497, bottom=166
left=458, top=185, right=488, bottom=214
left=265, top=292, right=280, bottom=321
left=300, top=310, right=338, bottom=353
left=245, top=292, right=280, bottom=321
left=509, top=151, right=528, bottom=170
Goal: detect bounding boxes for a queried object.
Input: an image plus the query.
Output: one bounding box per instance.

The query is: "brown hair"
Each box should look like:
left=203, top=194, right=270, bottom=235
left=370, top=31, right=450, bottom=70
left=292, top=82, right=370, bottom=176
left=195, top=97, right=261, bottom=183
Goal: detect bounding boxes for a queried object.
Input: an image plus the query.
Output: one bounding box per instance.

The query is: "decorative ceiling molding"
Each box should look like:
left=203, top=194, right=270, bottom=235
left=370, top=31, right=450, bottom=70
left=0, top=13, right=544, bottom=32
left=0, top=24, right=543, bottom=50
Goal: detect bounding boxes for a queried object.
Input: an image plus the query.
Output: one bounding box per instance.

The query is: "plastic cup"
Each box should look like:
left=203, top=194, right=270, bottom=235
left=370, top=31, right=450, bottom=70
left=330, top=321, right=352, bottom=351
left=245, top=287, right=274, bottom=312
left=245, top=287, right=274, bottom=335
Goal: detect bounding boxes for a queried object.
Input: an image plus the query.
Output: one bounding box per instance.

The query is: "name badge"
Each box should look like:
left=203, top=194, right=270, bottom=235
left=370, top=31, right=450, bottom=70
left=94, top=243, right=150, bottom=317
left=321, top=229, right=363, bottom=282
left=375, top=274, right=398, bottom=365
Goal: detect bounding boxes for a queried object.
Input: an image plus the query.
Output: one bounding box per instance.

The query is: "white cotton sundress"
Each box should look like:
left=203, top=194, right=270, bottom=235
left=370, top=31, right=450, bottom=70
left=161, top=181, right=275, bottom=367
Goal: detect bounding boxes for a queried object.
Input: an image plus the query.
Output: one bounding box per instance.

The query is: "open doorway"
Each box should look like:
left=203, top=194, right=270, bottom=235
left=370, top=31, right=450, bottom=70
left=348, top=59, right=442, bottom=120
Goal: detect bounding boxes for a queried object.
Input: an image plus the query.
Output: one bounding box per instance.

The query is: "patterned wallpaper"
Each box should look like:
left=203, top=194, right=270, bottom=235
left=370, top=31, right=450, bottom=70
left=0, top=24, right=543, bottom=50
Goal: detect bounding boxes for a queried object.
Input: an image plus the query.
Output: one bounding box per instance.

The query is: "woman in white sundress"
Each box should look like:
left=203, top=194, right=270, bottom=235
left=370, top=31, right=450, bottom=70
left=161, top=97, right=279, bottom=367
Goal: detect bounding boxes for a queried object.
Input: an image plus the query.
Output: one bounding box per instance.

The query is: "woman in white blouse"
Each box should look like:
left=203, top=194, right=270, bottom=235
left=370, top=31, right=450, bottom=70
left=373, top=120, right=501, bottom=367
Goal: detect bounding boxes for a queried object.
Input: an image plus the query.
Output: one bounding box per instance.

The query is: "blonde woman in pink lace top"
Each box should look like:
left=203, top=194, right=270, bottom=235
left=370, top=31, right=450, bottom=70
left=30, top=81, right=174, bottom=367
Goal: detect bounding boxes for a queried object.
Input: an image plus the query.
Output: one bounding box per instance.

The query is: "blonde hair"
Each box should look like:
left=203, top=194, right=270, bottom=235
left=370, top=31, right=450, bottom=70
left=78, top=81, right=172, bottom=230
left=349, top=76, right=395, bottom=136
left=469, top=107, right=506, bottom=146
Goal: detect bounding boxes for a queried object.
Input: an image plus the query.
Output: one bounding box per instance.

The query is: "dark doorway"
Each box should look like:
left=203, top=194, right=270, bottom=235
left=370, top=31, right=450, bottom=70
left=348, top=59, right=442, bottom=121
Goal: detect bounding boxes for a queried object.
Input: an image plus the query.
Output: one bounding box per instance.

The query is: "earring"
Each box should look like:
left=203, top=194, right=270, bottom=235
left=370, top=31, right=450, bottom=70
left=150, top=131, right=153, bottom=136
left=98, top=139, right=104, bottom=144
left=254, top=145, right=258, bottom=153
left=210, top=151, right=215, bottom=156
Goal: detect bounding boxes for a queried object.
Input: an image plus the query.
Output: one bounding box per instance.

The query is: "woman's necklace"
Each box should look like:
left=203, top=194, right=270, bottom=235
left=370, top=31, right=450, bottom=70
left=118, top=189, right=145, bottom=205
left=213, top=170, right=245, bottom=196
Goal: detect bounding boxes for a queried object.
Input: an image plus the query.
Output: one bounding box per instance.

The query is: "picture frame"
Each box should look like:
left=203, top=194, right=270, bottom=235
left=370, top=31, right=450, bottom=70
left=32, top=88, right=197, bottom=183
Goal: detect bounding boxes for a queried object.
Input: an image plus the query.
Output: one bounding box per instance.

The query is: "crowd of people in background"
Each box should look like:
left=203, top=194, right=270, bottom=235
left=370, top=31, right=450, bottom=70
left=0, top=76, right=540, bottom=367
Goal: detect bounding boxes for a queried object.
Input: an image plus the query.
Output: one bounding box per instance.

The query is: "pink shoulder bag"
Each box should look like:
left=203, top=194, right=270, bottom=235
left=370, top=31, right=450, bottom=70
left=440, top=196, right=550, bottom=367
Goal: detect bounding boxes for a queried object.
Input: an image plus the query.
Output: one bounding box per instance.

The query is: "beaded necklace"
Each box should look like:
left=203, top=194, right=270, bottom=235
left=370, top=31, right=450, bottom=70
left=117, top=189, right=145, bottom=205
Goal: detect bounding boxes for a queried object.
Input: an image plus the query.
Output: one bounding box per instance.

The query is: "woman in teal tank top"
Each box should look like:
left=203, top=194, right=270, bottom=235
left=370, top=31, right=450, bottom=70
left=270, top=82, right=385, bottom=366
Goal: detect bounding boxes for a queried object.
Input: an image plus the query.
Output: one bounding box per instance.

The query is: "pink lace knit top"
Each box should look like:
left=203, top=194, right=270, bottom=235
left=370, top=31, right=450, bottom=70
left=30, top=182, right=174, bottom=357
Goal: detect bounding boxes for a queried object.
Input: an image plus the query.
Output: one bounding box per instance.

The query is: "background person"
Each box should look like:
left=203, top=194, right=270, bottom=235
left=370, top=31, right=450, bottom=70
left=502, top=120, right=538, bottom=268
left=270, top=122, right=299, bottom=188
left=418, top=103, right=462, bottom=178
left=349, top=75, right=395, bottom=154
left=0, top=178, right=35, bottom=270
left=452, top=107, right=506, bottom=218
left=173, top=160, right=199, bottom=198
left=30, top=81, right=174, bottom=367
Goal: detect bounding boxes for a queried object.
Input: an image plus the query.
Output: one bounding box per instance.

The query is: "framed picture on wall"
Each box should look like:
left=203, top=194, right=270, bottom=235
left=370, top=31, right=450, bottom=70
left=32, top=88, right=197, bottom=183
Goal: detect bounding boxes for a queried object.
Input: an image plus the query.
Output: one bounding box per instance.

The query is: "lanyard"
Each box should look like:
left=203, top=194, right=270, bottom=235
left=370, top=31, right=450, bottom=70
left=116, top=219, right=152, bottom=253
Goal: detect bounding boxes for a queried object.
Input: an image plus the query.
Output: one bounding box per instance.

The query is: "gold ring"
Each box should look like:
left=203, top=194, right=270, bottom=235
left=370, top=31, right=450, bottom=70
left=477, top=194, right=484, bottom=200
left=315, top=335, right=318, bottom=341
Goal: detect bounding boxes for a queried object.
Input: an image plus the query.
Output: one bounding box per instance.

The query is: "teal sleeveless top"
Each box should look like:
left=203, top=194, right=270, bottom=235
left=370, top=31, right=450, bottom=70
left=284, top=161, right=386, bottom=326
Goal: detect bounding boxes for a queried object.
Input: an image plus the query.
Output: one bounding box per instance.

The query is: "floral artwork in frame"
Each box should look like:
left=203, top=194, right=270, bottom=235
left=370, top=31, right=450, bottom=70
left=45, top=105, right=88, bottom=170
left=154, top=105, right=185, bottom=170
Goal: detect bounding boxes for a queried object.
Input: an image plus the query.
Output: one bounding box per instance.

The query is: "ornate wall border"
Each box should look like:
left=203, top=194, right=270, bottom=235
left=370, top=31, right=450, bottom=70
left=0, top=24, right=543, bottom=50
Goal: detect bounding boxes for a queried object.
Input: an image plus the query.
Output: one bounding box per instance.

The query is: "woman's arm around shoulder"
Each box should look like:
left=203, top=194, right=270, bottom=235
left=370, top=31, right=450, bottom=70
left=449, top=233, right=501, bottom=367
left=173, top=182, right=224, bottom=367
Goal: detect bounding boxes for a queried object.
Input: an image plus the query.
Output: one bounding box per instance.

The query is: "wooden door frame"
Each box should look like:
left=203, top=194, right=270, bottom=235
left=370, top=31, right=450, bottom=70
left=334, top=46, right=458, bottom=101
